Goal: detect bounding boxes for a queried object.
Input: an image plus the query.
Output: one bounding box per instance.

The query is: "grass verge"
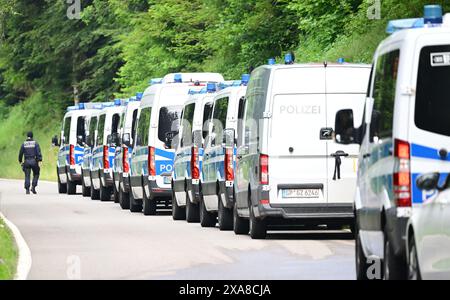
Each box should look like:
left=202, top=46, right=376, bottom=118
left=0, top=217, right=18, bottom=280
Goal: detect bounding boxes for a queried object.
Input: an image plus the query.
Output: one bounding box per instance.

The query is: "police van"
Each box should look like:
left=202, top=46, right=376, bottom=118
left=129, top=73, right=225, bottom=215
left=113, top=94, right=142, bottom=209
left=233, top=56, right=371, bottom=239
left=81, top=104, right=103, bottom=197
left=200, top=77, right=249, bottom=230
left=90, top=100, right=126, bottom=201
left=336, top=5, right=450, bottom=280
left=54, top=103, right=102, bottom=195
left=172, top=84, right=217, bottom=222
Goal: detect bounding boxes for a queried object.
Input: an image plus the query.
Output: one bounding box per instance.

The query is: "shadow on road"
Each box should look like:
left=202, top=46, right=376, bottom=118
left=266, top=231, right=354, bottom=241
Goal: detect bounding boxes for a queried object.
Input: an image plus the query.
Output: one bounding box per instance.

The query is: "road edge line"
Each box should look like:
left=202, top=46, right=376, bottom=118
left=0, top=211, right=32, bottom=280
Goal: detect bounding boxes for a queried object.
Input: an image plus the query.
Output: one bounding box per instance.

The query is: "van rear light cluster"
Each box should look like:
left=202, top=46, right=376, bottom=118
left=103, top=146, right=110, bottom=169
left=148, top=146, right=156, bottom=176
left=123, top=147, right=129, bottom=173
left=260, top=154, right=269, bottom=185
left=69, top=144, right=75, bottom=166
left=225, top=148, right=234, bottom=181
left=394, top=139, right=411, bottom=207
left=191, top=146, right=200, bottom=180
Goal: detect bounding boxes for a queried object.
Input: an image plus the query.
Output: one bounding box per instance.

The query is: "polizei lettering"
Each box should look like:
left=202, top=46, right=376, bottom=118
left=280, top=105, right=321, bottom=115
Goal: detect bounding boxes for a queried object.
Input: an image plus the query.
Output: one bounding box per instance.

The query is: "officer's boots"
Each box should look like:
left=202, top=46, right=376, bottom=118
left=31, top=187, right=37, bottom=194
left=26, top=188, right=30, bottom=195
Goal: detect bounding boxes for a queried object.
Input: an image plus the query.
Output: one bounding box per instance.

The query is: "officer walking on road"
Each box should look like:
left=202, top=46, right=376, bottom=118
left=18, top=131, right=42, bottom=194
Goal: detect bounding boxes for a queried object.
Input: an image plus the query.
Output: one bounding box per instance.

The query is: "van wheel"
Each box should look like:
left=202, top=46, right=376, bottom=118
left=233, top=202, right=249, bottom=235
left=67, top=179, right=77, bottom=195
left=129, top=189, right=143, bottom=213
left=172, top=188, right=186, bottom=220
left=81, top=177, right=90, bottom=197
left=408, top=236, right=421, bottom=280
left=119, top=187, right=130, bottom=210
left=218, top=196, right=233, bottom=231
left=90, top=176, right=100, bottom=200
left=99, top=178, right=111, bottom=202
left=143, top=190, right=157, bottom=216
left=58, top=173, right=67, bottom=194
left=186, top=190, right=200, bottom=223
left=249, top=202, right=266, bottom=239
left=113, top=181, right=120, bottom=204
left=383, top=232, right=407, bottom=280
left=356, top=229, right=371, bottom=280
left=200, top=198, right=217, bottom=228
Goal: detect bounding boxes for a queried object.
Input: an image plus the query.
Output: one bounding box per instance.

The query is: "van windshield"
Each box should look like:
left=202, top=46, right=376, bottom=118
left=158, top=106, right=181, bottom=142
left=415, top=45, right=450, bottom=136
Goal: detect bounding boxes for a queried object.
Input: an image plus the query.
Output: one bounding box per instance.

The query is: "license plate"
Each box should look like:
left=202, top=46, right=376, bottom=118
left=282, top=189, right=320, bottom=199
left=163, top=176, right=172, bottom=184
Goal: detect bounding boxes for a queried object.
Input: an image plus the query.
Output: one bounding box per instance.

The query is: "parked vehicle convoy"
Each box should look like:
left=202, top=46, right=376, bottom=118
left=113, top=94, right=142, bottom=208
left=129, top=73, right=225, bottom=215
left=54, top=103, right=103, bottom=195
left=200, top=77, right=249, bottom=230
left=335, top=5, right=450, bottom=280
left=172, top=84, right=217, bottom=222
left=90, top=100, right=126, bottom=201
left=232, top=56, right=371, bottom=239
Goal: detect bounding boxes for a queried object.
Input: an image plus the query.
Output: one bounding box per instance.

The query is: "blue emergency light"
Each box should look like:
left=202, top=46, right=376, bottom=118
left=285, top=53, right=294, bottom=65
left=114, top=99, right=122, bottom=106
left=136, top=92, right=143, bottom=101
left=386, top=5, right=443, bottom=34
left=174, top=74, right=183, bottom=83
left=241, top=74, right=250, bottom=86
left=424, top=4, right=443, bottom=25
left=206, top=82, right=217, bottom=93
left=78, top=103, right=85, bottom=110
left=268, top=58, right=276, bottom=65
left=337, top=58, right=345, bottom=64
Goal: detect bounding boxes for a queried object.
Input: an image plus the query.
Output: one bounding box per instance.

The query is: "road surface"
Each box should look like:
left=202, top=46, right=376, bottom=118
left=0, top=179, right=355, bottom=280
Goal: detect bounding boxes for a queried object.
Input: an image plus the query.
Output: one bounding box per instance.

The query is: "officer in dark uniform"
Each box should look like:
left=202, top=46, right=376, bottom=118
left=18, top=132, right=42, bottom=194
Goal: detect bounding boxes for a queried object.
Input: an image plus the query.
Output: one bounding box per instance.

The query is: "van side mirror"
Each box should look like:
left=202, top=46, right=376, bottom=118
left=335, top=109, right=356, bottom=145
left=52, top=135, right=60, bottom=147
left=165, top=131, right=177, bottom=149
left=123, top=133, right=131, bottom=147
left=416, top=173, right=440, bottom=191
left=77, top=135, right=84, bottom=146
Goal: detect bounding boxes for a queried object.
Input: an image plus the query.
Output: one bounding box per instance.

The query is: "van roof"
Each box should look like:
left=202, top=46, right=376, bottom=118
left=162, top=73, right=224, bottom=84
left=214, top=84, right=247, bottom=99
left=141, top=82, right=203, bottom=108
left=260, top=63, right=371, bottom=71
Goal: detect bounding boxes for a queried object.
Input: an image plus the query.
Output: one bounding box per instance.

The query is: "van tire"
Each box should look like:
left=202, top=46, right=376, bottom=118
left=58, top=173, right=67, bottom=194
left=383, top=231, right=407, bottom=280
left=143, top=190, right=157, bottom=216
left=82, top=177, right=90, bottom=197
left=407, top=235, right=422, bottom=280
left=129, top=189, right=143, bottom=213
left=249, top=202, right=266, bottom=239
left=172, top=188, right=186, bottom=220
left=233, top=202, right=249, bottom=235
left=355, top=229, right=371, bottom=280
left=99, top=178, right=111, bottom=202
left=113, top=181, right=120, bottom=203
left=90, top=176, right=100, bottom=200
left=186, top=190, right=200, bottom=223
left=119, top=188, right=130, bottom=210
left=200, top=198, right=217, bottom=228
left=67, top=179, right=77, bottom=195
left=218, top=197, right=233, bottom=231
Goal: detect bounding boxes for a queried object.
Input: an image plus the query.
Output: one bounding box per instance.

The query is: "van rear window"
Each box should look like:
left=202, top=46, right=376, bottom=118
left=158, top=106, right=181, bottom=142
left=415, top=45, right=450, bottom=137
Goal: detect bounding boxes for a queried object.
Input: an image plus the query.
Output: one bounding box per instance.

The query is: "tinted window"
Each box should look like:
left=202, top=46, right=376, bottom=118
left=76, top=116, right=86, bottom=143
left=136, top=107, right=151, bottom=147
left=63, top=117, right=71, bottom=145
left=97, top=114, right=106, bottom=145
left=112, top=113, right=121, bottom=134
left=237, top=97, right=246, bottom=147
left=202, top=103, right=213, bottom=139
left=371, top=50, right=400, bottom=139
left=88, top=116, right=98, bottom=146
left=158, top=106, right=181, bottom=142
left=415, top=45, right=450, bottom=136
left=212, top=97, right=229, bottom=144
left=131, top=109, right=138, bottom=142
left=181, top=103, right=195, bottom=147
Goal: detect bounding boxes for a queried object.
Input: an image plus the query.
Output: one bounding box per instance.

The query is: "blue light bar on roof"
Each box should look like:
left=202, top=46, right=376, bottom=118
left=268, top=58, right=276, bottom=65
left=136, top=92, right=143, bottom=100
left=386, top=18, right=424, bottom=34
left=174, top=74, right=182, bottom=83
left=206, top=82, right=217, bottom=93
left=241, top=74, right=250, bottom=86
left=386, top=5, right=444, bottom=34
left=424, top=4, right=443, bottom=25
left=67, top=106, right=78, bottom=112
left=337, top=58, right=345, bottom=64
left=285, top=53, right=294, bottom=65
left=102, top=102, right=115, bottom=109
left=149, top=78, right=163, bottom=85
left=78, top=103, right=85, bottom=110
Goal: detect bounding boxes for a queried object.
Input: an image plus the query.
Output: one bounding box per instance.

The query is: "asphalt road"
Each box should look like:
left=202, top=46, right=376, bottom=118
left=0, top=179, right=356, bottom=280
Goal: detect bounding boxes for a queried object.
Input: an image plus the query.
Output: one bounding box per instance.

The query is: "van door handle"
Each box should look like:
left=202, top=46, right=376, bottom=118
left=363, top=153, right=371, bottom=159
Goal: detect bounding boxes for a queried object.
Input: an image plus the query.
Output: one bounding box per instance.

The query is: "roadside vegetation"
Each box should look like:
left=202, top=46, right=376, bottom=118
left=0, top=0, right=449, bottom=181
left=0, top=218, right=18, bottom=280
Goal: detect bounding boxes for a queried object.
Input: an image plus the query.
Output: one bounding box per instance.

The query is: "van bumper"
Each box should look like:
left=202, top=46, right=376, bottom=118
left=189, top=180, right=201, bottom=204
left=100, top=169, right=114, bottom=187
left=120, top=173, right=131, bottom=193
left=82, top=168, right=91, bottom=187
left=219, top=181, right=235, bottom=208
left=385, top=207, right=409, bottom=257
left=144, top=177, right=172, bottom=199
left=255, top=203, right=354, bottom=224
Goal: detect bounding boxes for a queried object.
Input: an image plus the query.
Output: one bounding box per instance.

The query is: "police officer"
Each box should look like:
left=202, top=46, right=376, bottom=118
left=18, top=132, right=42, bottom=194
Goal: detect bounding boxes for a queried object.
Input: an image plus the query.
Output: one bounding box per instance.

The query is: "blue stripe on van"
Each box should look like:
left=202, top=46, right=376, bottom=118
left=155, top=148, right=175, bottom=160
left=411, top=143, right=450, bottom=162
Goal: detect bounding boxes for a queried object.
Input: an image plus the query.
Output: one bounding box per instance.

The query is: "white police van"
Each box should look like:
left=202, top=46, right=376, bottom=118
left=55, top=103, right=102, bottom=195
left=338, top=5, right=450, bottom=280
left=113, top=94, right=142, bottom=209
left=90, top=100, right=126, bottom=201
left=129, top=73, right=224, bottom=215
left=200, top=77, right=249, bottom=230
left=172, top=84, right=217, bottom=222
left=80, top=104, right=103, bottom=197
left=233, top=56, right=371, bottom=239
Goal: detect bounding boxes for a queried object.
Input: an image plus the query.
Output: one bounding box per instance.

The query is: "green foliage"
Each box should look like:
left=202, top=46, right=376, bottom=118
left=0, top=218, right=18, bottom=280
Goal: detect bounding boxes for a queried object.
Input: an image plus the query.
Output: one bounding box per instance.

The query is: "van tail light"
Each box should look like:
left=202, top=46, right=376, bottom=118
left=225, top=148, right=234, bottom=181
left=123, top=147, right=129, bottom=173
left=260, top=154, right=269, bottom=185
left=70, top=144, right=75, bottom=166
left=394, top=139, right=411, bottom=207
left=103, top=146, right=110, bottom=169
left=148, top=146, right=156, bottom=176
left=191, top=146, right=200, bottom=180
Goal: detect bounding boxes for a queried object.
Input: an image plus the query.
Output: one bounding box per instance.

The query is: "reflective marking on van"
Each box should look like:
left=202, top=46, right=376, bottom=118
left=412, top=172, right=449, bottom=204
left=411, top=143, right=450, bottom=162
